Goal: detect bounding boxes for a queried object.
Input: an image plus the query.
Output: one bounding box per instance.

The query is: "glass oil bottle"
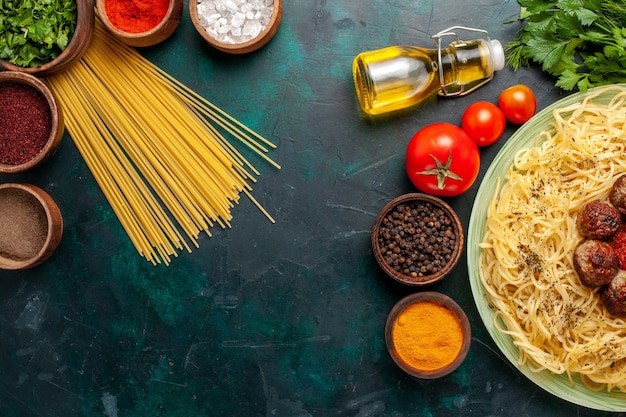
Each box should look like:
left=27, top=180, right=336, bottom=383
left=352, top=26, right=505, bottom=116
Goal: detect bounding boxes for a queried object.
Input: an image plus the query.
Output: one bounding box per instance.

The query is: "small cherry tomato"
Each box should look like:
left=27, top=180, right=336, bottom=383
left=405, top=123, right=480, bottom=197
left=498, top=84, right=537, bottom=124
left=461, top=101, right=506, bottom=146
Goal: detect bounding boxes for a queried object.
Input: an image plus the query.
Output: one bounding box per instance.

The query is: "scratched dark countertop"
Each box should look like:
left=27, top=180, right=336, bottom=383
left=0, top=1, right=614, bottom=416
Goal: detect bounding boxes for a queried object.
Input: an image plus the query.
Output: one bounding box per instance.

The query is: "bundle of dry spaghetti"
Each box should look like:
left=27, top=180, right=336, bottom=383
left=47, top=18, right=280, bottom=266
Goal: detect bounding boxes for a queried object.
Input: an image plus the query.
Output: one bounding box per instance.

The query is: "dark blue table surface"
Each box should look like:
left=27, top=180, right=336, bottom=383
left=2, top=1, right=619, bottom=416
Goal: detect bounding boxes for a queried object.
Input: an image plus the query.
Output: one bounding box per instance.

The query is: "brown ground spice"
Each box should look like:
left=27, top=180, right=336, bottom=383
left=0, top=188, right=48, bottom=260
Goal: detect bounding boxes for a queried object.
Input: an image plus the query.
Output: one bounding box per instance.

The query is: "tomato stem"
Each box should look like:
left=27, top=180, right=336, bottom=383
left=416, top=152, right=462, bottom=190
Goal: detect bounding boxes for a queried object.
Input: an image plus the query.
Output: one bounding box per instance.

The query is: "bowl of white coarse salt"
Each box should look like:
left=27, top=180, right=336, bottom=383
left=189, top=0, right=282, bottom=54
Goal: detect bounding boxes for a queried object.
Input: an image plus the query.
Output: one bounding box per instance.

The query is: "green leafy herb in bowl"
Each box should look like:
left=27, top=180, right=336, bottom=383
left=0, top=0, right=77, bottom=68
left=506, top=0, right=626, bottom=92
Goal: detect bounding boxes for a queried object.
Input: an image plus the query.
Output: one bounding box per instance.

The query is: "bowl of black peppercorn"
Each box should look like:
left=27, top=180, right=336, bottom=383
left=372, top=193, right=464, bottom=286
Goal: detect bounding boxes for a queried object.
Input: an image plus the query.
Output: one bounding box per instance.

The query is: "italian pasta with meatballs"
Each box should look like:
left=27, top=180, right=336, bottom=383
left=479, top=85, right=626, bottom=392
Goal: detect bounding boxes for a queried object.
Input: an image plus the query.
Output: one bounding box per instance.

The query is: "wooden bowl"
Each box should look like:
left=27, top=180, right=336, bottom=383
left=385, top=292, right=471, bottom=379
left=0, top=0, right=94, bottom=77
left=97, top=0, right=183, bottom=47
left=0, top=72, right=64, bottom=173
left=0, top=183, right=63, bottom=270
left=372, top=193, right=464, bottom=286
left=190, top=0, right=282, bottom=54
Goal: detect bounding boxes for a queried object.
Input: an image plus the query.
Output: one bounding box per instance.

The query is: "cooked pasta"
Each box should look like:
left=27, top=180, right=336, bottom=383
left=46, top=18, right=279, bottom=265
left=479, top=85, right=626, bottom=392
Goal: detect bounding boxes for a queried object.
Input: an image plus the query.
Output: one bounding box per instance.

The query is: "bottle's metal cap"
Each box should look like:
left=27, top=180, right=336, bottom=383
left=490, top=39, right=506, bottom=71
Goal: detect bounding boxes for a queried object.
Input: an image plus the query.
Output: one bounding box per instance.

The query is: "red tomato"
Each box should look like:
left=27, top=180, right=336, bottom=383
left=498, top=84, right=537, bottom=124
left=405, top=123, right=480, bottom=197
left=461, top=101, right=506, bottom=146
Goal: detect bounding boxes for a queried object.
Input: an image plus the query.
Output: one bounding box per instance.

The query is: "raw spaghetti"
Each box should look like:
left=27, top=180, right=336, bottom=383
left=46, top=18, right=280, bottom=266
left=479, top=85, right=626, bottom=392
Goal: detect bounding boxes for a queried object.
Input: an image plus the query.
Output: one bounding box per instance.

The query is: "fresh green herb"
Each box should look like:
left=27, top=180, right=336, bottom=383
left=506, top=0, right=626, bottom=91
left=0, top=0, right=77, bottom=68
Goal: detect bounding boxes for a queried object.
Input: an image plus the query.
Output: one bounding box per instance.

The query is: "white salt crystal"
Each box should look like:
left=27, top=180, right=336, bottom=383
left=231, top=12, right=245, bottom=28
left=224, top=0, right=238, bottom=13
left=242, top=20, right=262, bottom=37
left=195, top=0, right=275, bottom=44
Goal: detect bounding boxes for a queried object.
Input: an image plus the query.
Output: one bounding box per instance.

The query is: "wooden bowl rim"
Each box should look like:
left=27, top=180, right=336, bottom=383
left=0, top=0, right=94, bottom=76
left=0, top=183, right=63, bottom=270
left=0, top=72, right=63, bottom=173
left=385, top=291, right=472, bottom=379
left=189, top=0, right=282, bottom=54
left=371, top=193, right=464, bottom=286
left=97, top=0, right=183, bottom=39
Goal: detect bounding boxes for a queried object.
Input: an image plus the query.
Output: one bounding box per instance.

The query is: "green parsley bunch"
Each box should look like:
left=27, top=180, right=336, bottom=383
left=0, top=0, right=77, bottom=67
left=506, top=0, right=626, bottom=91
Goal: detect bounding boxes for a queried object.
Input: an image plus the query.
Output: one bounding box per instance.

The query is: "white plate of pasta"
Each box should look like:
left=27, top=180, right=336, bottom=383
left=468, top=84, right=626, bottom=411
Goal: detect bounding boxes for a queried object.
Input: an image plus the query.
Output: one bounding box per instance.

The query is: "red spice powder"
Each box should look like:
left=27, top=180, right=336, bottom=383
left=105, top=0, right=170, bottom=33
left=0, top=83, right=52, bottom=165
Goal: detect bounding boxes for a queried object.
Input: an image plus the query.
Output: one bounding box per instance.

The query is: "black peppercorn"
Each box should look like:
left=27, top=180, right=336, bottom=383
left=376, top=200, right=457, bottom=278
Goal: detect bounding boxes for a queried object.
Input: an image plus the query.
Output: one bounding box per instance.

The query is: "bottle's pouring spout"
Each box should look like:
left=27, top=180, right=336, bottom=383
left=432, top=26, right=503, bottom=97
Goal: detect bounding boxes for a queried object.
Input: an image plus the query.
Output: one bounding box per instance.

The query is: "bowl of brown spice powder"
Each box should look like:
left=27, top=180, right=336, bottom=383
left=372, top=193, right=464, bottom=286
left=0, top=183, right=63, bottom=270
left=0, top=72, right=64, bottom=174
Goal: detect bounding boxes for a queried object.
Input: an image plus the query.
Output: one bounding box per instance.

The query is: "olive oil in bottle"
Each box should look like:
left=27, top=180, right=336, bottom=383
left=352, top=27, right=505, bottom=116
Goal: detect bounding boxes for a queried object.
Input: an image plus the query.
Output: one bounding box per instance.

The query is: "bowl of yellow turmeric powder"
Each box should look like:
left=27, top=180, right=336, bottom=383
left=385, top=291, right=471, bottom=379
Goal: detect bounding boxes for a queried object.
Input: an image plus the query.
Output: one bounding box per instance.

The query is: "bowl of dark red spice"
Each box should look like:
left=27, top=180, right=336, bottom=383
left=190, top=0, right=283, bottom=54
left=385, top=291, right=471, bottom=379
left=0, top=0, right=94, bottom=77
left=372, top=193, right=464, bottom=286
left=0, top=72, right=64, bottom=173
left=0, top=183, right=63, bottom=270
left=97, top=0, right=184, bottom=47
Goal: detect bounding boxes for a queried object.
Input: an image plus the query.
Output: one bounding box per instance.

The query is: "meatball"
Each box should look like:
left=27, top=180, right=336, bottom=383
left=601, top=270, right=626, bottom=317
left=573, top=239, right=620, bottom=287
left=577, top=200, right=621, bottom=240
left=610, top=175, right=626, bottom=218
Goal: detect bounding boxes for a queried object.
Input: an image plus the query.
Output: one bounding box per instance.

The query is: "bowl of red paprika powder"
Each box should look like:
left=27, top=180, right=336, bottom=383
left=385, top=291, right=471, bottom=379
left=0, top=72, right=65, bottom=174
left=372, top=193, right=464, bottom=286
left=0, top=0, right=94, bottom=77
left=0, top=183, right=64, bottom=270
left=97, top=0, right=184, bottom=47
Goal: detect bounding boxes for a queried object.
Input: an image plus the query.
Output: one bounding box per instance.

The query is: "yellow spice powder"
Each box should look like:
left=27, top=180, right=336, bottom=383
left=392, top=300, right=464, bottom=371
